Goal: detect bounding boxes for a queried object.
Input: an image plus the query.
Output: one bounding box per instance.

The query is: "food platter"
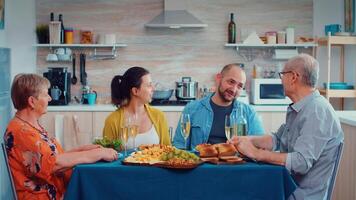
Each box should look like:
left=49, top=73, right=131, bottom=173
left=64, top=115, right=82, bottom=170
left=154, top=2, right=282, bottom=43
left=122, top=144, right=202, bottom=169
left=196, top=143, right=245, bottom=165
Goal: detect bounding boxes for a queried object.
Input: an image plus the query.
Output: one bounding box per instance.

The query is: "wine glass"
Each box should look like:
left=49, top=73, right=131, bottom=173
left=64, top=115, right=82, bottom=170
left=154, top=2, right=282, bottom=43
left=180, top=113, right=191, bottom=149
left=225, top=114, right=237, bottom=141
left=126, top=113, right=139, bottom=150
left=121, top=127, right=129, bottom=157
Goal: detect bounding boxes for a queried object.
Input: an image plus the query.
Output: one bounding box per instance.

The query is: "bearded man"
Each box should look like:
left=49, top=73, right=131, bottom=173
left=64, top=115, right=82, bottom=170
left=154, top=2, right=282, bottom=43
left=173, top=63, right=264, bottom=149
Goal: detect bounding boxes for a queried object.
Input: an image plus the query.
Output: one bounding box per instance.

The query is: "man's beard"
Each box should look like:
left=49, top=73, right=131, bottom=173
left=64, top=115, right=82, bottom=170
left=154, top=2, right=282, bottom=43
left=217, top=86, right=236, bottom=103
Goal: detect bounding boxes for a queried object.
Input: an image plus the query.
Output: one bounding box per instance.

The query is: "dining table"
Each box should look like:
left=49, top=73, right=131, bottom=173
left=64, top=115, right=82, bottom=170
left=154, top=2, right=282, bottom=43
left=64, top=157, right=297, bottom=200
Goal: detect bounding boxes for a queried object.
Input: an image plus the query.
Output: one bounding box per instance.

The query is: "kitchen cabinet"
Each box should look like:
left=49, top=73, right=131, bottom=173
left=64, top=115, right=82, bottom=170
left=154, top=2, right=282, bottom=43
left=332, top=123, right=356, bottom=200
left=93, top=111, right=111, bottom=139
left=317, top=34, right=356, bottom=109
left=258, top=112, right=286, bottom=134
left=39, top=111, right=93, bottom=150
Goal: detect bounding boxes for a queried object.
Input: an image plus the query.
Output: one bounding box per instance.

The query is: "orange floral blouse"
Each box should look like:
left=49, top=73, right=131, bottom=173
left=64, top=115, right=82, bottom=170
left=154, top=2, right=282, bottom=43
left=4, top=119, right=72, bottom=200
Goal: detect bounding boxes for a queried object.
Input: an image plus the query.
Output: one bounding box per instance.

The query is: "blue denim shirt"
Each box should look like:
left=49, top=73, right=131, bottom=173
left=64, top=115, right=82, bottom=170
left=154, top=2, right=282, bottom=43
left=173, top=94, right=264, bottom=149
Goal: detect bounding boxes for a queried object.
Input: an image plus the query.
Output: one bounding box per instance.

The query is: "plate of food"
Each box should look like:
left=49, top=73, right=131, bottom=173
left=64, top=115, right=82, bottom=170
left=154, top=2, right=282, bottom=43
left=123, top=144, right=202, bottom=169
left=195, top=143, right=244, bottom=165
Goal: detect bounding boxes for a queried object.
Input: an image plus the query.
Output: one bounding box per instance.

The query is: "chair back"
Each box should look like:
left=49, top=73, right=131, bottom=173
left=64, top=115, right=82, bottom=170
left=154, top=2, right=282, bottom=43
left=326, top=142, right=344, bottom=200
left=1, top=142, right=18, bottom=200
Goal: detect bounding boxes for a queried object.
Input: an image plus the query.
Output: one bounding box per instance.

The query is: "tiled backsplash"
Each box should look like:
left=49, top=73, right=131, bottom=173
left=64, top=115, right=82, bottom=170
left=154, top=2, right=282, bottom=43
left=36, top=0, right=313, bottom=100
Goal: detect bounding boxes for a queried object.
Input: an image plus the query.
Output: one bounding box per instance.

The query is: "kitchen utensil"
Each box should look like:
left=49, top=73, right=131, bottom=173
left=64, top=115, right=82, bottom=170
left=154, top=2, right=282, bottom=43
left=175, top=77, right=198, bottom=100
left=71, top=54, right=77, bottom=84
left=152, top=89, right=173, bottom=100
left=80, top=53, right=87, bottom=85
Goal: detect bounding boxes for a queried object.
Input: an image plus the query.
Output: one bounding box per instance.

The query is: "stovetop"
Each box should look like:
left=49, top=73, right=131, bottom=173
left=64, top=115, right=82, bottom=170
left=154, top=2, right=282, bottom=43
left=150, top=100, right=192, bottom=106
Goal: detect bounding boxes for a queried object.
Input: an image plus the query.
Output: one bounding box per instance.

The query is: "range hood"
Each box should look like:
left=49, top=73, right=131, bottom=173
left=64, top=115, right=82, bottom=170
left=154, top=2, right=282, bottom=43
left=145, top=0, right=207, bottom=29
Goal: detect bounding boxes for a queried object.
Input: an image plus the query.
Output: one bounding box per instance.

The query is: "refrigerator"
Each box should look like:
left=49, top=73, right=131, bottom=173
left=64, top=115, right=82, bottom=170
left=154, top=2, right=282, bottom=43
left=0, top=48, right=14, bottom=199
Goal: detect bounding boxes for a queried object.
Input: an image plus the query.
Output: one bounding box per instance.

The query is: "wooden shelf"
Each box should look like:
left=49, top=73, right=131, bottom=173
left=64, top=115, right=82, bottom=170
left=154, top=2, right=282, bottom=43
left=34, top=43, right=127, bottom=48
left=318, top=36, right=356, bottom=46
left=319, top=89, right=356, bottom=98
left=225, top=43, right=317, bottom=48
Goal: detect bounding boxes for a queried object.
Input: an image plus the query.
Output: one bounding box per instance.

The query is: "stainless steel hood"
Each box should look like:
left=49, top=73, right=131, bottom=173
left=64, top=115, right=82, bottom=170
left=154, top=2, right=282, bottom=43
left=145, top=0, right=207, bottom=29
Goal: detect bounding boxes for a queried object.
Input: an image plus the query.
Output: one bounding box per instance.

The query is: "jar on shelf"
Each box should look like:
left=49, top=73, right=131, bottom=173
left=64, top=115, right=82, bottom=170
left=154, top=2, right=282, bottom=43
left=80, top=30, right=93, bottom=44
left=64, top=28, right=74, bottom=44
left=265, top=31, right=277, bottom=44
left=277, top=31, right=286, bottom=44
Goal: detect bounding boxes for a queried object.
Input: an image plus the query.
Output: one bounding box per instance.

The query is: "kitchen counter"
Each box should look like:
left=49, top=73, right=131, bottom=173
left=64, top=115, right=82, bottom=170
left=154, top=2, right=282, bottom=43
left=336, top=111, right=356, bottom=127
left=47, top=104, right=288, bottom=112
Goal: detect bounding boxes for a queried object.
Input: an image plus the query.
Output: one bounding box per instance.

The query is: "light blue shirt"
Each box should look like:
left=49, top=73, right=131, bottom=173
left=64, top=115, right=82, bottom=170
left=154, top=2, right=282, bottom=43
left=173, top=93, right=264, bottom=149
left=272, top=90, right=344, bottom=200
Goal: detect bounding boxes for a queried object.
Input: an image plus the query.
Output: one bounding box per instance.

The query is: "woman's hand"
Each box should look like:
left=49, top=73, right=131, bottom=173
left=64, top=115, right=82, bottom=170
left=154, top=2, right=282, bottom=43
left=95, top=148, right=118, bottom=162
left=78, top=144, right=102, bottom=151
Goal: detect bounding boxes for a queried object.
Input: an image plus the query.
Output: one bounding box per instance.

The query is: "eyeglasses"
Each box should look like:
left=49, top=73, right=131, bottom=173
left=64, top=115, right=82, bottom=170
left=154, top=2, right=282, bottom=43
left=278, top=71, right=293, bottom=79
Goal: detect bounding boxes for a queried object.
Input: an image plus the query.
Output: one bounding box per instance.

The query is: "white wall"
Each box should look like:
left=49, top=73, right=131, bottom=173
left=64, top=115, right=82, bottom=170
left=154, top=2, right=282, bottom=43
left=0, top=0, right=36, bottom=199
left=313, top=0, right=356, bottom=110
left=7, top=0, right=36, bottom=79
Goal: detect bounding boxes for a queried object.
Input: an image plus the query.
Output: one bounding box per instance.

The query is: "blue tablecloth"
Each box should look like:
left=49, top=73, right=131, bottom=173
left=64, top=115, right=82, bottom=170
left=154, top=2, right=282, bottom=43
left=64, top=160, right=296, bottom=200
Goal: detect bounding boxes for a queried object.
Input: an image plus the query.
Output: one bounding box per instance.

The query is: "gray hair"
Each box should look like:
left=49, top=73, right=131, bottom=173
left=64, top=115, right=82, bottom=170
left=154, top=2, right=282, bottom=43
left=286, top=53, right=319, bottom=88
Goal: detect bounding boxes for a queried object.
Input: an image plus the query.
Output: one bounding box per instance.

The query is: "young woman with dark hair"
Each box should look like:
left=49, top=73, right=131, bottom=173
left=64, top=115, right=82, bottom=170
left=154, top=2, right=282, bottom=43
left=103, top=66, right=171, bottom=148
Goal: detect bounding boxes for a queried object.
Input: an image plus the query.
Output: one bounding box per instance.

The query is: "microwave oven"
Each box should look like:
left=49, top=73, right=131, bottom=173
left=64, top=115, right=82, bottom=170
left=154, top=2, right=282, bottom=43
left=250, top=79, right=291, bottom=105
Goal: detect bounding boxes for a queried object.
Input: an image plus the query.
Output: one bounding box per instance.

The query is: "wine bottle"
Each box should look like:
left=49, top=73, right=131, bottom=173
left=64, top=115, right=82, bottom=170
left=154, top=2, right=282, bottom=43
left=50, top=12, right=54, bottom=22
left=58, top=14, right=65, bottom=44
left=228, top=13, right=236, bottom=43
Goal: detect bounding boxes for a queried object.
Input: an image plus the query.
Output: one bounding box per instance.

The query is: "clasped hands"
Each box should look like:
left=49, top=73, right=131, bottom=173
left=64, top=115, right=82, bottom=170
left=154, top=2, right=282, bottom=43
left=228, top=136, right=259, bottom=161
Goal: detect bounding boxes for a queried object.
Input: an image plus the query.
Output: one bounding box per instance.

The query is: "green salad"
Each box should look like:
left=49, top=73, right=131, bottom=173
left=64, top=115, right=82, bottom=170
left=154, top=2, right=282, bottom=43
left=93, top=137, right=122, bottom=152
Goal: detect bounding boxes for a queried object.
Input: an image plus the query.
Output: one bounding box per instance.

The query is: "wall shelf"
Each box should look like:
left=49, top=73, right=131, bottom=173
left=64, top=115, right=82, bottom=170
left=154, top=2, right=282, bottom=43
left=225, top=43, right=317, bottom=51
left=34, top=43, right=127, bottom=48
left=35, top=43, right=127, bottom=60
left=319, top=89, right=356, bottom=98
left=224, top=43, right=317, bottom=61
left=316, top=34, right=356, bottom=109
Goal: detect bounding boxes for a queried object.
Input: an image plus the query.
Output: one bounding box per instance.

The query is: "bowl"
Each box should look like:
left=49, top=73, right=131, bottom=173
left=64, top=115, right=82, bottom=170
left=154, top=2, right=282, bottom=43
left=152, top=89, right=173, bottom=100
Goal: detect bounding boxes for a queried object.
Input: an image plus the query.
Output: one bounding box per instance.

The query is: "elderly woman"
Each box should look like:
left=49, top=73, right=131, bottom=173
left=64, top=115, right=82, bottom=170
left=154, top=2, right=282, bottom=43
left=103, top=66, right=171, bottom=148
left=4, top=74, right=118, bottom=200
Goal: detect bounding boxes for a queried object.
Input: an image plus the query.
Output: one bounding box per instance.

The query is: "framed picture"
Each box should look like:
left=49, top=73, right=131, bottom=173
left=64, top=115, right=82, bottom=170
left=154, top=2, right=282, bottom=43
left=345, top=0, right=355, bottom=32
left=0, top=0, right=4, bottom=29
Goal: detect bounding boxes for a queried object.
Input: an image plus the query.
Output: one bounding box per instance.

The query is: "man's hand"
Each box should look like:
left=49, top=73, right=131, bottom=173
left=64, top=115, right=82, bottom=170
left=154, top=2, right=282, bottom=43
left=229, top=136, right=259, bottom=160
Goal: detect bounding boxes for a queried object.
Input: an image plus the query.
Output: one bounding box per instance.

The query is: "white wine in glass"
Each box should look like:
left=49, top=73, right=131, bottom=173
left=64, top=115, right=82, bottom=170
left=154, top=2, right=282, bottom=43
left=180, top=113, right=191, bottom=149
left=121, top=127, right=129, bottom=156
left=225, top=114, right=238, bottom=140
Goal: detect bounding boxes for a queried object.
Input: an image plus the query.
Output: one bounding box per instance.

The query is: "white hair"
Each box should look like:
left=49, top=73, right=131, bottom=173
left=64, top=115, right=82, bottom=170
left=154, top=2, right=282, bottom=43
left=286, top=53, right=319, bottom=88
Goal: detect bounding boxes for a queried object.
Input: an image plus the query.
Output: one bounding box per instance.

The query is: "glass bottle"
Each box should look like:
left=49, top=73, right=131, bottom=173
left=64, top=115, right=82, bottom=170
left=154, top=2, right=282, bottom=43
left=58, top=14, right=65, bottom=44
left=237, top=104, right=247, bottom=136
left=50, top=12, right=54, bottom=22
left=228, top=13, right=236, bottom=43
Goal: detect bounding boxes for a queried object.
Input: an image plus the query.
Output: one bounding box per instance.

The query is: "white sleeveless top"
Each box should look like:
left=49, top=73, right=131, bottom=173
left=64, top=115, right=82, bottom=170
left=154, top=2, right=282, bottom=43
left=126, top=125, right=159, bottom=149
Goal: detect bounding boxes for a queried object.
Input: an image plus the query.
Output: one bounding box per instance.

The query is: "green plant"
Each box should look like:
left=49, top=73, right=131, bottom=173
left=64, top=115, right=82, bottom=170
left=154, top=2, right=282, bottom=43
left=93, top=137, right=123, bottom=152
left=36, top=24, right=49, bottom=44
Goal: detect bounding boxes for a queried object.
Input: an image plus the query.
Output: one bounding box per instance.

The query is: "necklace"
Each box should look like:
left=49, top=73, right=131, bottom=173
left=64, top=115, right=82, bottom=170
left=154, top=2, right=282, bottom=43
left=15, top=115, right=46, bottom=135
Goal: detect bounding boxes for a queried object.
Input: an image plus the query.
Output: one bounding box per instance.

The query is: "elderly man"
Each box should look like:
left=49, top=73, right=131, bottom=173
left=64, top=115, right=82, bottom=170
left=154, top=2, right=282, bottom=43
left=173, top=63, right=264, bottom=150
left=230, top=54, right=344, bottom=200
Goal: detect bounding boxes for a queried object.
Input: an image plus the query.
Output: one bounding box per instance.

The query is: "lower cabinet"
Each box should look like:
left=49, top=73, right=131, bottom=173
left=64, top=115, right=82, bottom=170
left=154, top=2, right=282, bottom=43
left=39, top=110, right=286, bottom=150
left=332, top=123, right=356, bottom=200
left=39, top=112, right=93, bottom=150
left=258, top=112, right=286, bottom=134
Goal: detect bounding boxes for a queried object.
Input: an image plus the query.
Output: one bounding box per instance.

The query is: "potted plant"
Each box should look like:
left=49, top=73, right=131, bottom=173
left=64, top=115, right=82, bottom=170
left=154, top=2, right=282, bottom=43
left=36, top=24, right=49, bottom=44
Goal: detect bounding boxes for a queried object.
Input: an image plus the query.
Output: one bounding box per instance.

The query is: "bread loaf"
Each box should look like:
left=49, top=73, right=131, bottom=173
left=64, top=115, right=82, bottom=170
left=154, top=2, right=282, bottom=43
left=215, top=143, right=237, bottom=157
left=196, top=144, right=218, bottom=158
